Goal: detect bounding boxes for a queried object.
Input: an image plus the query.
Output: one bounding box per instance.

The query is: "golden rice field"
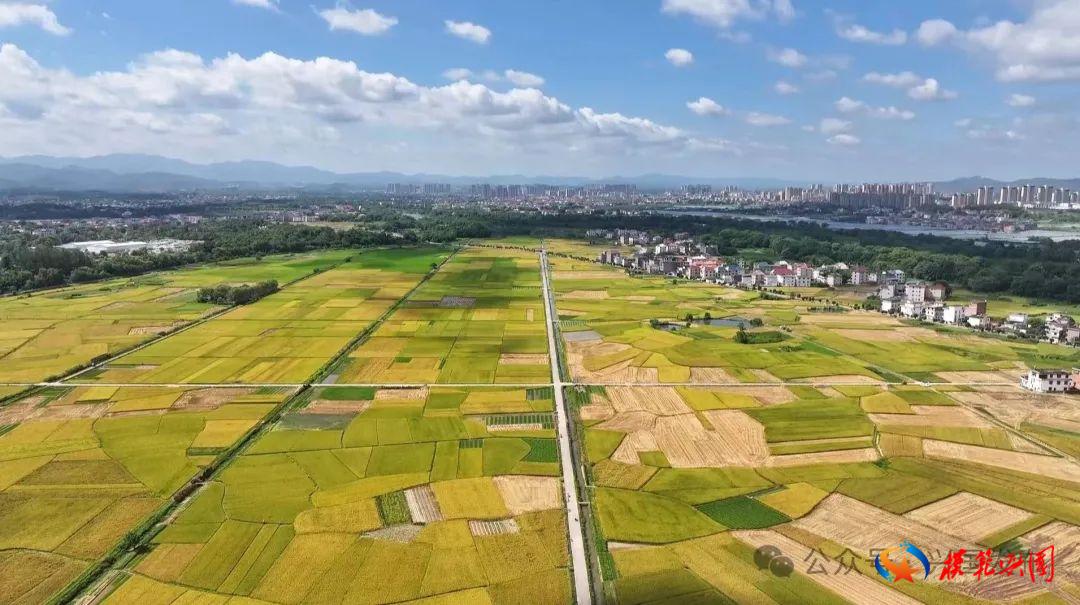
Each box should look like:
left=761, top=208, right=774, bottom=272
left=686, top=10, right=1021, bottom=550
left=96, top=385, right=571, bottom=605
left=338, top=248, right=551, bottom=385
left=0, top=250, right=355, bottom=385
left=85, top=248, right=449, bottom=385
left=0, top=385, right=292, bottom=604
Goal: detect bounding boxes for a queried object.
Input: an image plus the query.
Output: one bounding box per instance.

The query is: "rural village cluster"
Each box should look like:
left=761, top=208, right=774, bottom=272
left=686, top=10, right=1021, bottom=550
left=593, top=228, right=1080, bottom=394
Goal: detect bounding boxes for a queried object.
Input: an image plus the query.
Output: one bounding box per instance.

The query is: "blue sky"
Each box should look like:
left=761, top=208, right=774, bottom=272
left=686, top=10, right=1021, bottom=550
left=0, top=0, right=1078, bottom=181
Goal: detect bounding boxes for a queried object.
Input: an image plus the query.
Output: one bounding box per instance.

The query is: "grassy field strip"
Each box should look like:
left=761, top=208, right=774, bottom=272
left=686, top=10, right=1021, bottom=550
left=541, top=246, right=594, bottom=605
left=63, top=252, right=458, bottom=604
left=58, top=254, right=352, bottom=385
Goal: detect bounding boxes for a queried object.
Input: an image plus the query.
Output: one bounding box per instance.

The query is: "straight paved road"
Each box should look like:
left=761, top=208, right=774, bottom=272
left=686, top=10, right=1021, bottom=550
left=540, top=247, right=593, bottom=605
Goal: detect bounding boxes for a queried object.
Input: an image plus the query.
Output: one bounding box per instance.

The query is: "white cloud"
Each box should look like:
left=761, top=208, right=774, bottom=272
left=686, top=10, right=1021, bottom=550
left=233, top=0, right=278, bottom=10
left=665, top=48, right=694, bottom=67
left=917, top=1, right=1080, bottom=82
left=915, top=19, right=957, bottom=46
left=863, top=71, right=922, bottom=88
left=774, top=80, right=799, bottom=95
left=827, top=133, right=861, bottom=146
left=863, top=71, right=956, bottom=101
left=1007, top=93, right=1036, bottom=107
left=836, top=23, right=907, bottom=45
left=445, top=20, right=491, bottom=44
left=686, top=97, right=729, bottom=116
left=442, top=68, right=475, bottom=81
left=834, top=97, right=915, bottom=120
left=966, top=128, right=1023, bottom=141
left=661, top=0, right=797, bottom=29
left=907, top=77, right=957, bottom=101
left=745, top=111, right=791, bottom=126
left=767, top=47, right=807, bottom=68
left=504, top=69, right=544, bottom=88
left=0, top=3, right=71, bottom=35
left=819, top=118, right=851, bottom=135
left=0, top=43, right=722, bottom=164
left=319, top=8, right=397, bottom=35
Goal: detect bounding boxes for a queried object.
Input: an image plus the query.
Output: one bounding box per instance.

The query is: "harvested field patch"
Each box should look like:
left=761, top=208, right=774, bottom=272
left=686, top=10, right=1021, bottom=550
left=699, top=410, right=769, bottom=466
left=688, top=367, right=740, bottom=384
left=607, top=387, right=691, bottom=416
left=764, top=448, right=879, bottom=467
left=870, top=405, right=991, bottom=428
left=404, top=485, right=443, bottom=524
left=791, top=493, right=972, bottom=555
left=494, top=475, right=561, bottom=515
left=579, top=403, right=615, bottom=423
left=363, top=524, right=423, bottom=543
left=469, top=518, right=520, bottom=536
left=923, top=440, right=1080, bottom=483
left=563, top=290, right=610, bottom=300
left=498, top=354, right=548, bottom=365
left=904, top=492, right=1034, bottom=543
left=375, top=387, right=428, bottom=401
left=173, top=388, right=254, bottom=411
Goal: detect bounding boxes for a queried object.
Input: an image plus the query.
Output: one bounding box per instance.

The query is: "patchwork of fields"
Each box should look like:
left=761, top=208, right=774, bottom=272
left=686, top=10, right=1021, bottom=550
left=102, top=384, right=572, bottom=605
left=85, top=248, right=448, bottom=385
left=337, top=248, right=551, bottom=385
left=0, top=385, right=292, bottom=604
left=553, top=258, right=1080, bottom=385
left=560, top=260, right=1080, bottom=604
left=0, top=250, right=354, bottom=390
left=4, top=240, right=1079, bottom=605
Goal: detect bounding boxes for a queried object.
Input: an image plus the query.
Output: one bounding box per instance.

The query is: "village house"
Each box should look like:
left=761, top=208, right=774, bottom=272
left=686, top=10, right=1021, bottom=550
left=1021, top=369, right=1075, bottom=393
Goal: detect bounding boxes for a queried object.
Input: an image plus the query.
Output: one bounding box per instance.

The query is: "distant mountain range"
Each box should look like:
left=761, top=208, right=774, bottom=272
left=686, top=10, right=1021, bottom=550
left=0, top=154, right=1076, bottom=194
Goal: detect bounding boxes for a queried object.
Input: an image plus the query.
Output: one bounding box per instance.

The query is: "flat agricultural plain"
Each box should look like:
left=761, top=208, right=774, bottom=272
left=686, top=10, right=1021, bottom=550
left=0, top=385, right=292, bottom=604
left=338, top=248, right=551, bottom=385
left=0, top=250, right=354, bottom=389
left=563, top=256, right=1080, bottom=604
left=85, top=248, right=448, bottom=385
left=102, top=385, right=571, bottom=605
left=3, top=240, right=1080, bottom=605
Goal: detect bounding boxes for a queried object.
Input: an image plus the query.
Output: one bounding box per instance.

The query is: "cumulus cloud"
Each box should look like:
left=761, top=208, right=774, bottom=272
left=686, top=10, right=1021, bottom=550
left=819, top=117, right=851, bottom=135
left=774, top=80, right=799, bottom=95
left=834, top=96, right=915, bottom=120
left=744, top=111, right=791, bottom=126
left=319, top=7, right=397, bottom=35
left=915, top=18, right=957, bottom=46
left=836, top=22, right=907, bottom=45
left=504, top=69, right=544, bottom=88
left=767, top=47, right=807, bottom=68
left=0, top=43, right=726, bottom=163
left=233, top=0, right=278, bottom=10
left=907, top=78, right=957, bottom=101
left=445, top=20, right=491, bottom=44
left=661, top=0, right=797, bottom=28
left=1007, top=93, right=1036, bottom=107
left=665, top=48, right=694, bottom=67
left=686, top=97, right=729, bottom=116
left=863, top=71, right=956, bottom=101
left=0, top=3, right=71, bottom=35
left=827, top=133, right=861, bottom=146
left=917, top=1, right=1080, bottom=82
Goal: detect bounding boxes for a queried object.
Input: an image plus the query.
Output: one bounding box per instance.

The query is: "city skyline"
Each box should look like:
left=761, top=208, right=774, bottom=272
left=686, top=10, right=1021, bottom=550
left=1, top=1, right=1079, bottom=181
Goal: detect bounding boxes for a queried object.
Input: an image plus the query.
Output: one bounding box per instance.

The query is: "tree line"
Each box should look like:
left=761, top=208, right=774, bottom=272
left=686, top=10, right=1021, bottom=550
left=196, top=280, right=279, bottom=305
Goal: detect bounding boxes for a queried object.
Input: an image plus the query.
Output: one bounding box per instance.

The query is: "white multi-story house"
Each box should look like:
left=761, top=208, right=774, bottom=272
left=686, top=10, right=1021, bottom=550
left=1021, top=369, right=1075, bottom=393
left=923, top=305, right=945, bottom=323
left=942, top=306, right=967, bottom=325
left=880, top=297, right=902, bottom=314
left=851, top=266, right=870, bottom=285
left=900, top=301, right=925, bottom=318
left=905, top=282, right=929, bottom=304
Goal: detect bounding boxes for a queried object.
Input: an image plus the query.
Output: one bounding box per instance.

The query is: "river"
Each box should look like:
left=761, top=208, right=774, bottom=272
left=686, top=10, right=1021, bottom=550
left=664, top=210, right=1080, bottom=242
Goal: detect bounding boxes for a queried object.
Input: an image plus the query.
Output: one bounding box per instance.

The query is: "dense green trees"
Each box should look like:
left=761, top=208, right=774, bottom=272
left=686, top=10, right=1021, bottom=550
left=196, top=280, right=279, bottom=305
